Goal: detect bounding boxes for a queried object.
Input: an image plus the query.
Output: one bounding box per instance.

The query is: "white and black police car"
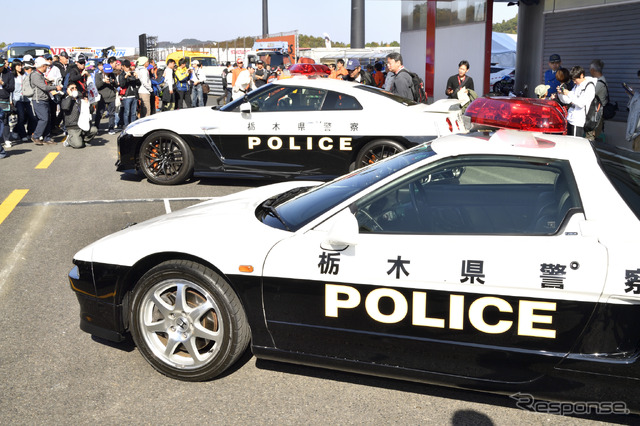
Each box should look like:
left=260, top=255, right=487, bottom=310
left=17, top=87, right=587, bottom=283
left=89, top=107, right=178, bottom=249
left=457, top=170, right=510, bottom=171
left=116, top=78, right=466, bottom=185
left=72, top=97, right=640, bottom=412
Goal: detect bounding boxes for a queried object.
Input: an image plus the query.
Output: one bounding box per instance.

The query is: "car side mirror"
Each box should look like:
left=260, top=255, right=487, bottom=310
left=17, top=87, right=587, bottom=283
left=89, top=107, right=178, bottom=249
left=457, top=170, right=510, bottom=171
left=321, top=209, right=359, bottom=249
left=240, top=102, right=251, bottom=114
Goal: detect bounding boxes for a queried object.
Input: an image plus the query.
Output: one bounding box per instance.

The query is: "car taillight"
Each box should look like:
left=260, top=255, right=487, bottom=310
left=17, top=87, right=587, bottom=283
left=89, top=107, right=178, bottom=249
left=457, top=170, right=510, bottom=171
left=446, top=117, right=453, bottom=133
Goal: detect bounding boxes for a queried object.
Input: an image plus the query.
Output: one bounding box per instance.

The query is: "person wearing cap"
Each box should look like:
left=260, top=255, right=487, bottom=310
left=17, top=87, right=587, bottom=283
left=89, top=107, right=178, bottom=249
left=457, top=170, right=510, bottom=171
left=30, top=57, right=62, bottom=145
left=534, top=84, right=551, bottom=99
left=253, top=60, right=268, bottom=88
left=231, top=57, right=246, bottom=88
left=49, top=52, right=70, bottom=134
left=67, top=54, right=90, bottom=97
left=344, top=58, right=374, bottom=86
left=386, top=52, right=414, bottom=100
left=545, top=54, right=562, bottom=98
left=136, top=56, right=153, bottom=117
left=189, top=60, right=205, bottom=107
left=0, top=58, right=15, bottom=148
left=96, top=63, right=117, bottom=134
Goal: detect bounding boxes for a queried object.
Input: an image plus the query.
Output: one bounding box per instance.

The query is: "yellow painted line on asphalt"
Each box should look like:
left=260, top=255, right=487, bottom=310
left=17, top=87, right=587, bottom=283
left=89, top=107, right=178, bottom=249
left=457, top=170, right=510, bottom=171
left=0, top=189, right=29, bottom=225
left=35, top=153, right=59, bottom=169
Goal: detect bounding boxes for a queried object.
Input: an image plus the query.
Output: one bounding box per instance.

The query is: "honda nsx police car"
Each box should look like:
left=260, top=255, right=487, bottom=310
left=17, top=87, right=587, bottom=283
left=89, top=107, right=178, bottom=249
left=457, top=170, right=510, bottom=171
left=116, top=78, right=467, bottom=185
left=72, top=98, right=640, bottom=410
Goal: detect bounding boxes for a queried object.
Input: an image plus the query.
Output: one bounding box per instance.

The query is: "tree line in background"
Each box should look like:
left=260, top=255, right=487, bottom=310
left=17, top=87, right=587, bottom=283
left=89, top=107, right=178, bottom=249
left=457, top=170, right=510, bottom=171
left=492, top=15, right=517, bottom=33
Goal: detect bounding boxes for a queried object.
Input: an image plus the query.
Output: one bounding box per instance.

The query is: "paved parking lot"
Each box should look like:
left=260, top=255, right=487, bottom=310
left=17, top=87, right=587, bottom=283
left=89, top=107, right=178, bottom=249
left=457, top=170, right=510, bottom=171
left=0, top=131, right=631, bottom=424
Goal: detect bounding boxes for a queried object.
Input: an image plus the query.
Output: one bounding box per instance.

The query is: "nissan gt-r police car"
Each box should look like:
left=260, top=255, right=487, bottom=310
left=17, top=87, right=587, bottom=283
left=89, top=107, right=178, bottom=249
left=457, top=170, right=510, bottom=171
left=116, top=78, right=466, bottom=185
left=71, top=98, right=640, bottom=411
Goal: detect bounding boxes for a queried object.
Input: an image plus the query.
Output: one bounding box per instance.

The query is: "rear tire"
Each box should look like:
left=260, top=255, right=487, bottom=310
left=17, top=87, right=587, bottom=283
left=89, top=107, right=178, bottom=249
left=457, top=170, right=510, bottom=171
left=354, top=140, right=405, bottom=169
left=129, top=260, right=250, bottom=381
left=139, top=131, right=193, bottom=185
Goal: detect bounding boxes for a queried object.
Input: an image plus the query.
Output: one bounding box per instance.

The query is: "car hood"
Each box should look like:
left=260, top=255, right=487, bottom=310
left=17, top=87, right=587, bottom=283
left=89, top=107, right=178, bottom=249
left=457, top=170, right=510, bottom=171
left=73, top=181, right=320, bottom=274
left=122, top=107, right=220, bottom=137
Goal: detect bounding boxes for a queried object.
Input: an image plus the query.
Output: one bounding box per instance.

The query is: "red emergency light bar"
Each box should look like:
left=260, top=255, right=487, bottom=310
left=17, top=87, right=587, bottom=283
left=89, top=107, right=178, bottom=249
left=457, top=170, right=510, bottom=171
left=464, top=97, right=567, bottom=134
left=288, top=63, right=331, bottom=76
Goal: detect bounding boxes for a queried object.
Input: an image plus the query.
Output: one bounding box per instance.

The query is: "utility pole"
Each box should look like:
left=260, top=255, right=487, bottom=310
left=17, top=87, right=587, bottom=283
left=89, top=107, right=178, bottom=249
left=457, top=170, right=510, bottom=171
left=350, top=0, right=365, bottom=48
left=262, top=0, right=269, bottom=38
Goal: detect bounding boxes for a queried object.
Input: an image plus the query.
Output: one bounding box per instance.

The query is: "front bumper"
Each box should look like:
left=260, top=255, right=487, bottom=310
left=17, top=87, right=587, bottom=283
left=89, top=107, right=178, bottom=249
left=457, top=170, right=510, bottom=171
left=68, top=262, right=129, bottom=342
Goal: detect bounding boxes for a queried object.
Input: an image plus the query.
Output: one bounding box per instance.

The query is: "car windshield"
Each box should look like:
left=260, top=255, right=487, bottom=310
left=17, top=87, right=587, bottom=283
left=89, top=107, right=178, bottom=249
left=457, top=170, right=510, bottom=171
left=9, top=45, right=50, bottom=58
left=257, top=144, right=436, bottom=231
left=354, top=85, right=417, bottom=106
left=193, top=57, right=218, bottom=66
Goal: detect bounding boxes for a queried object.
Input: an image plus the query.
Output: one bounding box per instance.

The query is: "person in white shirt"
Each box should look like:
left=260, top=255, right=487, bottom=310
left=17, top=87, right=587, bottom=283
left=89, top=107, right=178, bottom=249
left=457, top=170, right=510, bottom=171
left=135, top=57, right=153, bottom=117
left=162, top=59, right=176, bottom=111
left=232, top=66, right=256, bottom=100
left=557, top=66, right=596, bottom=137
left=190, top=60, right=206, bottom=107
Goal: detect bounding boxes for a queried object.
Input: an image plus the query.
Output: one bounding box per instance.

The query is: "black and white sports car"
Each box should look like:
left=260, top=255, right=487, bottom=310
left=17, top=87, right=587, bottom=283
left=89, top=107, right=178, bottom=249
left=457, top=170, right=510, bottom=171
left=72, top=98, right=640, bottom=411
left=116, top=78, right=466, bottom=185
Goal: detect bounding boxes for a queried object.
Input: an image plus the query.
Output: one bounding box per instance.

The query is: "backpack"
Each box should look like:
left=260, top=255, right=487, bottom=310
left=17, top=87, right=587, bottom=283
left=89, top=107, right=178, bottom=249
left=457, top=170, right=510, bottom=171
left=599, top=81, right=618, bottom=120
left=399, top=68, right=428, bottom=103
left=22, top=73, right=34, bottom=98
left=583, top=82, right=603, bottom=132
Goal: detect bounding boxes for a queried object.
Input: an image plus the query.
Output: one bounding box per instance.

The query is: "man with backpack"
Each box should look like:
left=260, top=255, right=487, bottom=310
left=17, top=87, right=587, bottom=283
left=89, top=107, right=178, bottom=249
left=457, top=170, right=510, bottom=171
left=385, top=52, right=418, bottom=101
left=557, top=66, right=597, bottom=137
left=586, top=59, right=610, bottom=142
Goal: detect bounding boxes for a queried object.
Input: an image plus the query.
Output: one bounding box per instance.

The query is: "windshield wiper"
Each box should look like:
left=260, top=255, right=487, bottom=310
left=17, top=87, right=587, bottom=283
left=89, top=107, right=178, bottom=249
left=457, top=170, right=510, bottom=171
left=261, top=204, right=291, bottom=231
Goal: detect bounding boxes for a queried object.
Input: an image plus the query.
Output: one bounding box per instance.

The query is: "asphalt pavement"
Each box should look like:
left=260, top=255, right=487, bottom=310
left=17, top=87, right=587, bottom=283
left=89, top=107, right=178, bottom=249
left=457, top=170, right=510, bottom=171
left=0, top=128, right=633, bottom=425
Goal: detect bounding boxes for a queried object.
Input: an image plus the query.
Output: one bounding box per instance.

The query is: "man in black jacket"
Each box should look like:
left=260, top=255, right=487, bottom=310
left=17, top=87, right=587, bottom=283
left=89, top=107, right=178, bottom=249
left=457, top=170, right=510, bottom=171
left=61, top=83, right=97, bottom=148
left=117, top=60, right=140, bottom=128
left=95, top=63, right=117, bottom=134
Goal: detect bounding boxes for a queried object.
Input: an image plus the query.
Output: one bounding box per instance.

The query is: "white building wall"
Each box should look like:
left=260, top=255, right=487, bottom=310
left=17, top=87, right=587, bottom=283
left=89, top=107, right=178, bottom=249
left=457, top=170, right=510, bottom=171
left=400, top=30, right=427, bottom=83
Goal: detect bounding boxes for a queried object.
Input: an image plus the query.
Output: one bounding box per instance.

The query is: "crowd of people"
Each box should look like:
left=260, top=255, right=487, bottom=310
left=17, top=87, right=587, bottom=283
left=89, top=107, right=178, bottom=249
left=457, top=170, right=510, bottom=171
left=0, top=52, right=219, bottom=158
left=3, top=49, right=640, bottom=159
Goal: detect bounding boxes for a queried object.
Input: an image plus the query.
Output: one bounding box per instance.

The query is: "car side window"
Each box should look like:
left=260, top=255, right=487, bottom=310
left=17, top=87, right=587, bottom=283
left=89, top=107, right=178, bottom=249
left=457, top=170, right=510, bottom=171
left=321, top=91, right=363, bottom=111
left=353, top=156, right=582, bottom=235
left=249, top=86, right=327, bottom=112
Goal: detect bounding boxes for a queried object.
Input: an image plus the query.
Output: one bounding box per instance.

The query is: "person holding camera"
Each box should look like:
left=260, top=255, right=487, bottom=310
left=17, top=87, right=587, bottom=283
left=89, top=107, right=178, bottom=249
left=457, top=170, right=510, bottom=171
left=118, top=60, right=140, bottom=128
left=557, top=65, right=596, bottom=137
left=61, top=83, right=97, bottom=148
left=95, top=64, right=117, bottom=134
left=190, top=60, right=205, bottom=107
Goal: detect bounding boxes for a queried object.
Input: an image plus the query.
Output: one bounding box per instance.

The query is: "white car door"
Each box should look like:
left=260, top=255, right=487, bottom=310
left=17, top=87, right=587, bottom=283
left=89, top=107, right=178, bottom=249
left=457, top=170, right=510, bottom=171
left=262, top=154, right=608, bottom=384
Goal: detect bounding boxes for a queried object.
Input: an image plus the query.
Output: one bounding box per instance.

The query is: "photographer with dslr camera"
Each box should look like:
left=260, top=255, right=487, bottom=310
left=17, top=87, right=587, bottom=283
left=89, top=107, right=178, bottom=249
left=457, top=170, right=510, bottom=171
left=118, top=60, right=140, bottom=127
left=95, top=63, right=117, bottom=134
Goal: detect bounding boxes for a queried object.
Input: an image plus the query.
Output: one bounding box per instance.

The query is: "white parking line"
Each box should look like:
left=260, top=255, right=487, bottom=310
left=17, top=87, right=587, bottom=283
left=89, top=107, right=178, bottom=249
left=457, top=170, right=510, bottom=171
left=18, top=197, right=217, bottom=207
left=164, top=199, right=172, bottom=213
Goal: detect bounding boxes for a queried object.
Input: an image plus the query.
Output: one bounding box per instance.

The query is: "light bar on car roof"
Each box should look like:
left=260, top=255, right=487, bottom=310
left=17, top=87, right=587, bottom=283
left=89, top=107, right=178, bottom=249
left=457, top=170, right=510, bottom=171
left=464, top=97, right=567, bottom=134
left=288, top=63, right=331, bottom=76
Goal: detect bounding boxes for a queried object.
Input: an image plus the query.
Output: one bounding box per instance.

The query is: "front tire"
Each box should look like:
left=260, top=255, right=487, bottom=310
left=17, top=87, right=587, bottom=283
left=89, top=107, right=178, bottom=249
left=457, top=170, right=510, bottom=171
left=129, top=260, right=250, bottom=381
left=354, top=140, right=405, bottom=169
left=139, top=131, right=194, bottom=185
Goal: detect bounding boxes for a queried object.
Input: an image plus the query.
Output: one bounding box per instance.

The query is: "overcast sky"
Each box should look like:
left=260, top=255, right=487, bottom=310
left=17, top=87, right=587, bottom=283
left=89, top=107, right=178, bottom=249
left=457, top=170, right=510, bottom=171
left=2, top=0, right=517, bottom=47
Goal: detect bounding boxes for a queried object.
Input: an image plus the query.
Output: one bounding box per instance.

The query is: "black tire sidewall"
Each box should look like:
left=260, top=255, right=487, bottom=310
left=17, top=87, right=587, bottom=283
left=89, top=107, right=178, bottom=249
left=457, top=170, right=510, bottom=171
left=129, top=260, right=246, bottom=381
left=139, top=131, right=194, bottom=185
